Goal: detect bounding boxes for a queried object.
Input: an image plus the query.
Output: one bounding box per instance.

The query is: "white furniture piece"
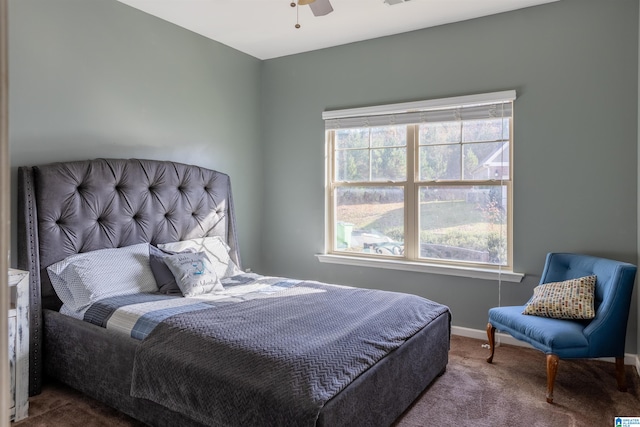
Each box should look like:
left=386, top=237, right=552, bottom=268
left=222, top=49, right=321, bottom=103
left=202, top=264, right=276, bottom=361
left=8, top=268, right=29, bottom=422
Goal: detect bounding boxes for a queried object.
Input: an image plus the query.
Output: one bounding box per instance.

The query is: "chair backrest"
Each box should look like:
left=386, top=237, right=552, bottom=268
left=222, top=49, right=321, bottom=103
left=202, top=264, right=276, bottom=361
left=539, top=252, right=637, bottom=357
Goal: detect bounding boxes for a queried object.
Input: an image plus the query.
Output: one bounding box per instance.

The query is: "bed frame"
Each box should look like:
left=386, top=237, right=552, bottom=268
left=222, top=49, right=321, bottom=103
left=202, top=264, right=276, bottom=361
left=17, top=158, right=450, bottom=426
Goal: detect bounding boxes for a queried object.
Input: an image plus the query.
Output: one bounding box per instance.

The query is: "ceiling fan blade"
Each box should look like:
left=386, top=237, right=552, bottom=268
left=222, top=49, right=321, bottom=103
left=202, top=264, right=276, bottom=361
left=309, top=0, right=333, bottom=16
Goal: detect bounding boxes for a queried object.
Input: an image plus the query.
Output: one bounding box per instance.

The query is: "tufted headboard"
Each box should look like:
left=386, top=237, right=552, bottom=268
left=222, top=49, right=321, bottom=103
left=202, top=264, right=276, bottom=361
left=17, top=158, right=241, bottom=395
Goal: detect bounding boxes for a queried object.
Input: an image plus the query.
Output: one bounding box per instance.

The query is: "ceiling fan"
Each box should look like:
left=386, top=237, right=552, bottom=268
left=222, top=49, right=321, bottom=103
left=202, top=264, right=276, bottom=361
left=291, top=0, right=333, bottom=28
left=300, top=0, right=334, bottom=16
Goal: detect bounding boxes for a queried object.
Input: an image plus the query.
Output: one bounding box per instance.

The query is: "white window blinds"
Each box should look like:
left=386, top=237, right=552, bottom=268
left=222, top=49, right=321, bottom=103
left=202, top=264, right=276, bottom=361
left=323, top=90, right=516, bottom=130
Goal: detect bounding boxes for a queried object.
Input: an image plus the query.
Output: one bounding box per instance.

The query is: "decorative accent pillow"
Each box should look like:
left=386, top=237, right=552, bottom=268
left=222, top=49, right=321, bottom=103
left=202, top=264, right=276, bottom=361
left=149, top=245, right=193, bottom=295
left=158, top=236, right=242, bottom=280
left=47, top=243, right=158, bottom=314
left=522, top=275, right=597, bottom=319
left=163, top=252, right=224, bottom=297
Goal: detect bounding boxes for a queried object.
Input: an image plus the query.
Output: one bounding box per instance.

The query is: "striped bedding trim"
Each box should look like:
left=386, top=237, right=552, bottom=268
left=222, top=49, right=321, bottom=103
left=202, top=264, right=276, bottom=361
left=83, top=273, right=302, bottom=340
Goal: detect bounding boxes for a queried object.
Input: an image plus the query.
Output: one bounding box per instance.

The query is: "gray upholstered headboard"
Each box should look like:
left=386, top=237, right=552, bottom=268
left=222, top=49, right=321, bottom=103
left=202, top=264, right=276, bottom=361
left=17, top=158, right=241, bottom=395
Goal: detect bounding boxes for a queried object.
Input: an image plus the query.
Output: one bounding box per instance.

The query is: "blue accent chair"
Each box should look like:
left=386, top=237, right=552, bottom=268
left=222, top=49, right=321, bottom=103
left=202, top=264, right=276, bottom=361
left=486, top=253, right=637, bottom=403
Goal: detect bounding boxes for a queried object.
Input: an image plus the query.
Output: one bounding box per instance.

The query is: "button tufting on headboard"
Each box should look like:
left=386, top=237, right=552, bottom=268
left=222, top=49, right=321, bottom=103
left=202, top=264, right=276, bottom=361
left=33, top=158, right=240, bottom=274
left=17, top=158, right=243, bottom=395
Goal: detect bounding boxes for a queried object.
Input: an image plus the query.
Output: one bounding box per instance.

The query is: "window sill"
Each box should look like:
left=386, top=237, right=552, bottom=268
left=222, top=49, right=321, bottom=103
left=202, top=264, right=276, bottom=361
left=315, top=254, right=524, bottom=282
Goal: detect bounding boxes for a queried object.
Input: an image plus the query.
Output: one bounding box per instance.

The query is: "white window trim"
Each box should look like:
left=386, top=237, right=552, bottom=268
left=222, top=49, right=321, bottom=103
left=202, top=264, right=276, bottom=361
left=316, top=253, right=524, bottom=282
left=320, top=90, right=524, bottom=281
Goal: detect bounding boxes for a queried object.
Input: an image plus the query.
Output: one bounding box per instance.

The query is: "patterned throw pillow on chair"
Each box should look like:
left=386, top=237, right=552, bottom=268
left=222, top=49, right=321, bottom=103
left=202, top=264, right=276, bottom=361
left=522, top=275, right=596, bottom=319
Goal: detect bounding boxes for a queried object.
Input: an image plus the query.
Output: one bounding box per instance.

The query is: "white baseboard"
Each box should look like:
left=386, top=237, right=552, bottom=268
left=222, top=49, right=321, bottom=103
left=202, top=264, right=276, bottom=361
left=452, top=325, right=526, bottom=347
left=451, top=325, right=640, bottom=375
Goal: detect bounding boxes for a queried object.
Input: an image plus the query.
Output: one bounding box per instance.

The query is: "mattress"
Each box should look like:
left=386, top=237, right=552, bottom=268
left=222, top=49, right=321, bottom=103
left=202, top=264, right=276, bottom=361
left=66, top=273, right=450, bottom=426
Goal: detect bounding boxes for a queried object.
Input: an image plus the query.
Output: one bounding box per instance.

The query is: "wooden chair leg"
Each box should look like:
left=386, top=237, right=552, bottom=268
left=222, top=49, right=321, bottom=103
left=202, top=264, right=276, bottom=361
left=486, top=323, right=496, bottom=363
left=616, top=357, right=627, bottom=392
left=546, top=354, right=559, bottom=404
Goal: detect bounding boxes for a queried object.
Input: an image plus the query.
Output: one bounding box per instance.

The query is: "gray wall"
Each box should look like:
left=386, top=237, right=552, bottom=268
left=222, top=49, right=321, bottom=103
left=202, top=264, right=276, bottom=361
left=261, top=0, right=640, bottom=352
left=8, top=0, right=263, bottom=270
left=7, top=0, right=640, bottom=353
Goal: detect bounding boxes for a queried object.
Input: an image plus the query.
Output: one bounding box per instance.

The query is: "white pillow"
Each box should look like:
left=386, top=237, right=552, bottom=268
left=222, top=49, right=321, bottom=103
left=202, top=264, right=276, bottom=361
left=163, top=252, right=224, bottom=297
left=47, top=243, right=158, bottom=314
left=158, top=236, right=242, bottom=279
left=47, top=267, right=91, bottom=315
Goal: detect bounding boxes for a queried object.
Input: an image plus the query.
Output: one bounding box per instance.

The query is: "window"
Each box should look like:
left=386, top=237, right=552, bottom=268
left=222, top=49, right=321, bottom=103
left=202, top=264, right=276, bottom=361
left=323, top=91, right=515, bottom=271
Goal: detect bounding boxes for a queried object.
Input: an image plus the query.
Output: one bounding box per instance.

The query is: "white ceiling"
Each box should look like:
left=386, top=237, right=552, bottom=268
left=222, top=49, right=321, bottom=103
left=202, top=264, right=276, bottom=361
left=116, top=0, right=560, bottom=60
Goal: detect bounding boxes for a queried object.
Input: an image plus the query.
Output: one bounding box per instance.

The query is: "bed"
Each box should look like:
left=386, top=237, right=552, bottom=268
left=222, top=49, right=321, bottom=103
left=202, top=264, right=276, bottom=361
left=17, top=158, right=451, bottom=427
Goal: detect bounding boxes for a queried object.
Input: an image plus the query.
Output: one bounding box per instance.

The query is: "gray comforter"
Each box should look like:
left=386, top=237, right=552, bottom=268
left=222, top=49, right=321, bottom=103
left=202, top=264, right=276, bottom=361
left=130, top=281, right=450, bottom=427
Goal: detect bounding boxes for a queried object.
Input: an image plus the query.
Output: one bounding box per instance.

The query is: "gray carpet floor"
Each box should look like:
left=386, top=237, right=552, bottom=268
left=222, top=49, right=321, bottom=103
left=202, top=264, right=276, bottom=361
left=12, top=335, right=640, bottom=426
